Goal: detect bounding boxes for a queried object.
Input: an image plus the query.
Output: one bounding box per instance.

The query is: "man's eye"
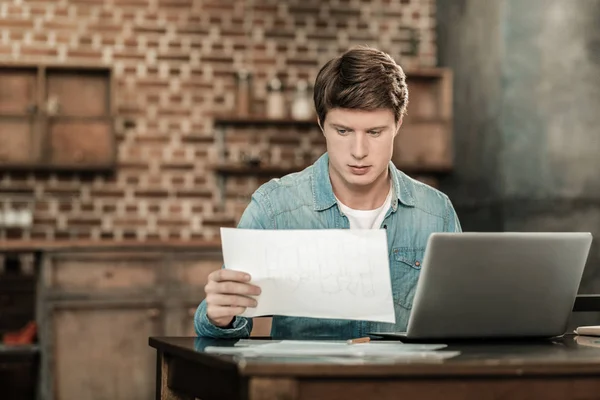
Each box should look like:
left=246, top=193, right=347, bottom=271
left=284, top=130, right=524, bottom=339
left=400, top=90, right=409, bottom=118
left=337, top=129, right=348, bottom=135
left=369, top=131, right=381, bottom=136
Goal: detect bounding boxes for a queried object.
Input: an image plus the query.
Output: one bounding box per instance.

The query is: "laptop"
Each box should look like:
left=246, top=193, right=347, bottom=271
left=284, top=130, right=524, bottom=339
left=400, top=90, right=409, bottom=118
left=370, top=232, right=593, bottom=341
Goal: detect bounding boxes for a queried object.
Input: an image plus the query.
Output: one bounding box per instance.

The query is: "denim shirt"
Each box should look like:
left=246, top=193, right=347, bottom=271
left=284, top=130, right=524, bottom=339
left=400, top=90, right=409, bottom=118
left=195, top=153, right=461, bottom=340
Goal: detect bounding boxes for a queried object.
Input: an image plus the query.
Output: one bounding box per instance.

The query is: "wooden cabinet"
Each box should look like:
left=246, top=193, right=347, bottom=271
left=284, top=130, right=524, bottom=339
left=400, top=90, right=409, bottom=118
left=0, top=67, right=42, bottom=166
left=51, top=304, right=162, bottom=400
left=0, top=118, right=43, bottom=165
left=0, top=67, right=38, bottom=115
left=0, top=64, right=115, bottom=171
left=39, top=247, right=225, bottom=400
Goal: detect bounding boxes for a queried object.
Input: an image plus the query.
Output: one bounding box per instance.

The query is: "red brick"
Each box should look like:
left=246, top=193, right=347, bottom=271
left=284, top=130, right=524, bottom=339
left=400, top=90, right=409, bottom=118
left=171, top=176, right=186, bottom=185
left=175, top=190, right=211, bottom=199
left=114, top=0, right=150, bottom=6
left=265, top=30, right=295, bottom=39
left=90, top=188, right=125, bottom=198
left=203, top=216, right=236, bottom=227
left=68, top=49, right=103, bottom=59
left=81, top=203, right=95, bottom=212
left=68, top=217, right=102, bottom=226
left=58, top=202, right=73, bottom=212
left=123, top=230, right=138, bottom=239
left=35, top=202, right=52, bottom=213
left=113, top=52, right=146, bottom=61
left=330, top=8, right=361, bottom=17
left=103, top=204, right=117, bottom=212
left=1, top=20, right=35, bottom=29
left=21, top=47, right=59, bottom=57
left=161, top=162, right=195, bottom=171
left=34, top=216, right=58, bottom=225
left=157, top=218, right=189, bottom=227
left=100, top=231, right=115, bottom=240
left=113, top=218, right=147, bottom=227
left=157, top=0, right=193, bottom=7
left=135, top=189, right=170, bottom=198
left=43, top=187, right=81, bottom=197
left=221, top=28, right=246, bottom=38
left=157, top=108, right=191, bottom=117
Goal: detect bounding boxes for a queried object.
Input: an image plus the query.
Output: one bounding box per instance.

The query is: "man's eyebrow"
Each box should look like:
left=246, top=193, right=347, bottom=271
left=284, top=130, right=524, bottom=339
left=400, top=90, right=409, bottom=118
left=329, top=123, right=353, bottom=130
left=329, top=124, right=388, bottom=130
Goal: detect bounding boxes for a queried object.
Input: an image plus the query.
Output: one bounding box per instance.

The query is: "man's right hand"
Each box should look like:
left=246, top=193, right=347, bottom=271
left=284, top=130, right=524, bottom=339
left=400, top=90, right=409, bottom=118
left=205, top=269, right=261, bottom=328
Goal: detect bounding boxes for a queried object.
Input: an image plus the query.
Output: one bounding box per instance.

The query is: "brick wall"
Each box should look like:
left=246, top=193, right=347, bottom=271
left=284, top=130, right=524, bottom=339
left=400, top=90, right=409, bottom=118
left=0, top=0, right=437, bottom=242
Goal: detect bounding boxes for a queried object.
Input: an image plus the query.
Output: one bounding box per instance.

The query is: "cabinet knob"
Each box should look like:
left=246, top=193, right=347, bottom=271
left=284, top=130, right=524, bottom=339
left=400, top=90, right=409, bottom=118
left=147, top=308, right=160, bottom=318
left=46, top=96, right=60, bottom=116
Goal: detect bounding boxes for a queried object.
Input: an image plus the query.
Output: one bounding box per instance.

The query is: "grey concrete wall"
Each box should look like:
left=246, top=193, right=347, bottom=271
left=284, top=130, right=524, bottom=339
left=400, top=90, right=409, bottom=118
left=437, top=0, right=600, bottom=326
left=436, top=0, right=505, bottom=231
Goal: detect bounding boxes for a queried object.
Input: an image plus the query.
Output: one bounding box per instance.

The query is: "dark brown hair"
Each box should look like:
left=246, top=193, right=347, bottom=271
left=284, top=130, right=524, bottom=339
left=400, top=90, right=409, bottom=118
left=313, top=46, right=408, bottom=125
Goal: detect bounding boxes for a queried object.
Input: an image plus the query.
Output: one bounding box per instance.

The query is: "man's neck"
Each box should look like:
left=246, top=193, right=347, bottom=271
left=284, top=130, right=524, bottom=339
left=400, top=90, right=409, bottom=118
left=330, top=168, right=391, bottom=210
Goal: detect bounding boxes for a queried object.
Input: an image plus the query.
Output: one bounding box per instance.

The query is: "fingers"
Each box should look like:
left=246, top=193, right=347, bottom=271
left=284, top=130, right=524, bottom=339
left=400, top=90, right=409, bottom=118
left=205, top=269, right=261, bottom=327
left=208, top=293, right=258, bottom=308
left=209, top=269, right=251, bottom=283
left=206, top=280, right=261, bottom=296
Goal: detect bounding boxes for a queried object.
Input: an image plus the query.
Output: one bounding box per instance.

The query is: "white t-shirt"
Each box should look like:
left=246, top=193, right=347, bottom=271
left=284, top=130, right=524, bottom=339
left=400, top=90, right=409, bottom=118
left=336, top=187, right=392, bottom=229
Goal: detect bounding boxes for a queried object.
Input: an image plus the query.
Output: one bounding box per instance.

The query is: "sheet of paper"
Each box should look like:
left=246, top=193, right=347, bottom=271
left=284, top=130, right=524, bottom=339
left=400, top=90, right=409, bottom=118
left=220, top=228, right=395, bottom=323
left=205, top=340, right=457, bottom=359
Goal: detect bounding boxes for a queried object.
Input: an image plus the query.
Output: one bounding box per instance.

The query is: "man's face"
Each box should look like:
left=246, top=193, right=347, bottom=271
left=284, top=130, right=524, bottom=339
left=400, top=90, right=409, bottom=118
left=321, top=108, right=399, bottom=190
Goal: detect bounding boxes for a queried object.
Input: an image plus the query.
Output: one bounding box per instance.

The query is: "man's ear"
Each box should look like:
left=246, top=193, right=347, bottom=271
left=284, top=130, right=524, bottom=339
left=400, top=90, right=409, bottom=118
left=317, top=117, right=324, bottom=134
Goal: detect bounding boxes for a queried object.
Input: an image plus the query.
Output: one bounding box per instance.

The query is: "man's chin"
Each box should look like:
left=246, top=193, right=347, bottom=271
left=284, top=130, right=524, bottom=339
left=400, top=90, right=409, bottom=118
left=344, top=174, right=375, bottom=187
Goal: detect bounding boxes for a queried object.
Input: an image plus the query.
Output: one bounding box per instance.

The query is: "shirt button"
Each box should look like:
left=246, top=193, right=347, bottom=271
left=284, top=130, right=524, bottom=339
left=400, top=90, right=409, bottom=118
left=415, top=261, right=421, bottom=267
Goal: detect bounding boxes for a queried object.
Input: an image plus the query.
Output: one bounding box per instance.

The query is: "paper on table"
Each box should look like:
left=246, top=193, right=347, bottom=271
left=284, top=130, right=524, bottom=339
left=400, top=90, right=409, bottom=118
left=205, top=340, right=455, bottom=359
left=220, top=228, right=395, bottom=323
left=574, top=325, right=600, bottom=336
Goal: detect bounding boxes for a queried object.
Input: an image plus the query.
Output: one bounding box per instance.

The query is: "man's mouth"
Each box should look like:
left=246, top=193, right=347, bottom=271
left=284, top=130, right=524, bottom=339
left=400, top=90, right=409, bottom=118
left=349, top=165, right=371, bottom=175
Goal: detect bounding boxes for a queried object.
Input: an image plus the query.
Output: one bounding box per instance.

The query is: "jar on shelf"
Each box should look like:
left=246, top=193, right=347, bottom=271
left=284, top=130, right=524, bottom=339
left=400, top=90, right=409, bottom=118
left=266, top=77, right=285, bottom=119
left=290, top=79, right=313, bottom=120
left=235, top=68, right=252, bottom=116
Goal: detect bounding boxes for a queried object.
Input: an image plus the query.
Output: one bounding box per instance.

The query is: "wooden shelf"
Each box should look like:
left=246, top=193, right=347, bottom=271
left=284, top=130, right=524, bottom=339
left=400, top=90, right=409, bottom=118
left=211, top=163, right=310, bottom=176
left=0, top=239, right=222, bottom=253
left=213, top=115, right=318, bottom=128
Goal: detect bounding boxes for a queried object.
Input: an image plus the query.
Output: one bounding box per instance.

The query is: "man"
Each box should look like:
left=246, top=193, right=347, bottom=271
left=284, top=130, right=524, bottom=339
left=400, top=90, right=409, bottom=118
left=195, top=46, right=461, bottom=340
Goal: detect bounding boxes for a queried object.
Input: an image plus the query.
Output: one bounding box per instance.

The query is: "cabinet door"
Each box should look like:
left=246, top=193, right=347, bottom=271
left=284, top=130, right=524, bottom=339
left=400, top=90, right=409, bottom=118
left=44, top=68, right=115, bottom=169
left=46, top=70, right=110, bottom=117
left=0, top=67, right=38, bottom=116
left=0, top=117, right=42, bottom=166
left=47, top=119, right=114, bottom=168
left=51, top=304, right=162, bottom=400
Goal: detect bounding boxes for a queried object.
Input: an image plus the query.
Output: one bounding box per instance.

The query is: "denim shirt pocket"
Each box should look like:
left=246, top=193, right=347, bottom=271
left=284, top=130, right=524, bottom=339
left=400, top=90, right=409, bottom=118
left=391, top=247, right=424, bottom=310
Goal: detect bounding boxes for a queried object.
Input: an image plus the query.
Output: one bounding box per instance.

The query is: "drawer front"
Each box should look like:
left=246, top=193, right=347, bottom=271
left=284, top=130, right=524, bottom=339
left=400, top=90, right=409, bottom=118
left=48, top=256, right=159, bottom=291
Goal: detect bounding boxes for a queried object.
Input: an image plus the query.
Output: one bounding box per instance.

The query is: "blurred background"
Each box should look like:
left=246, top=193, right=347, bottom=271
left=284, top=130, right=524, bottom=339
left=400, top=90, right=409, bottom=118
left=0, top=0, right=599, bottom=399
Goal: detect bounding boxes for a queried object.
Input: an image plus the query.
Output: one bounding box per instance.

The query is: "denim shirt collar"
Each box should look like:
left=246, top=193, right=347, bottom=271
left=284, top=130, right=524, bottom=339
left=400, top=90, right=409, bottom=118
left=311, top=153, right=416, bottom=212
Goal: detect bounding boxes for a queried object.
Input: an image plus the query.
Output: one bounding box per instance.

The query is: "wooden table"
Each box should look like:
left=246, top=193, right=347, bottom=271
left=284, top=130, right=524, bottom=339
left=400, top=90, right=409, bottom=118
left=149, top=335, right=600, bottom=400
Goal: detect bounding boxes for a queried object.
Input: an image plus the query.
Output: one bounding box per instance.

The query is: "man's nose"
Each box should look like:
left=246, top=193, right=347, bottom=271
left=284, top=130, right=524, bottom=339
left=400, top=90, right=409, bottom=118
left=351, top=134, right=368, bottom=159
